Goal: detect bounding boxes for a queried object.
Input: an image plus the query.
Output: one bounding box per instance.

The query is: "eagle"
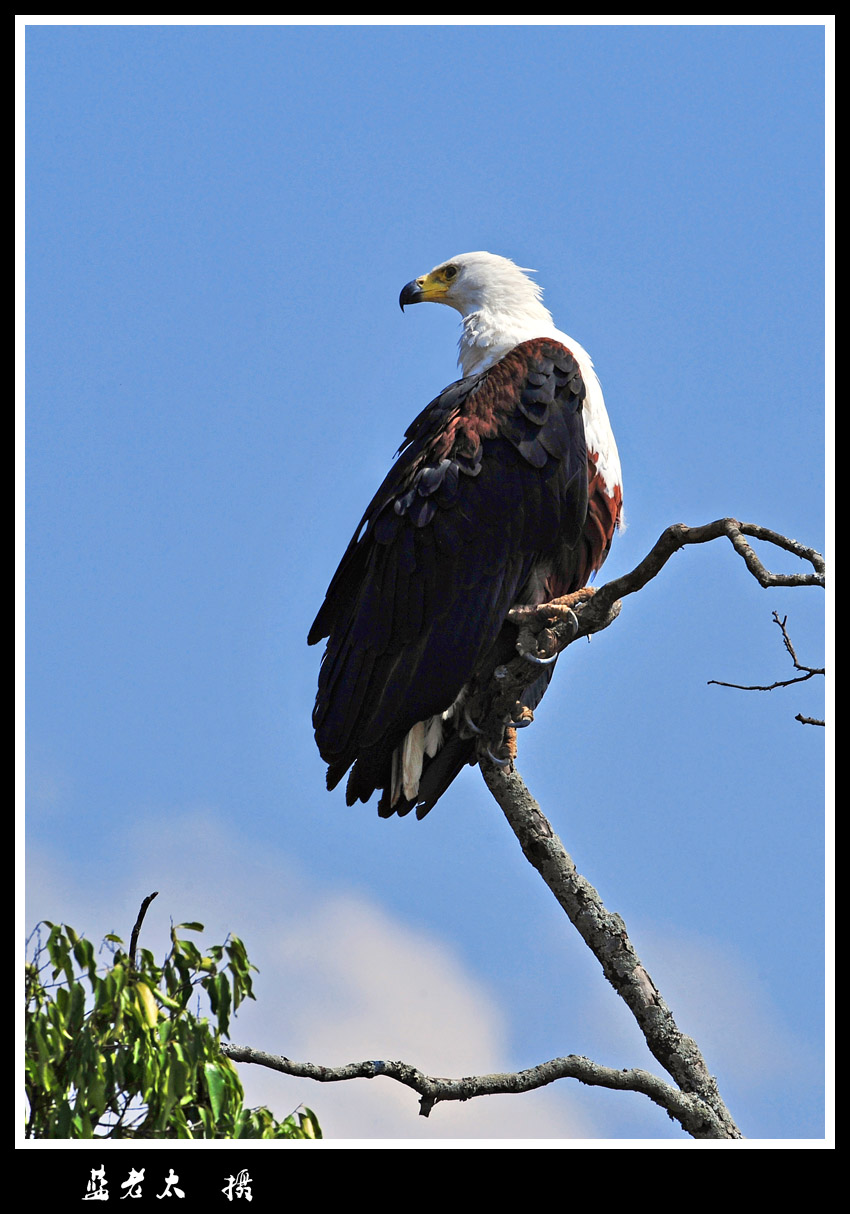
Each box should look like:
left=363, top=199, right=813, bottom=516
left=309, top=252, right=623, bottom=819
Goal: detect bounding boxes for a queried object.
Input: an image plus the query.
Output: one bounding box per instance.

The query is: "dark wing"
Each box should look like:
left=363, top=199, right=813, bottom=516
left=308, top=338, right=589, bottom=813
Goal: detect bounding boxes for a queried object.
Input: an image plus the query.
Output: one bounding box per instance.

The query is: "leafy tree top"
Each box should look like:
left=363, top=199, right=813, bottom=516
left=25, top=913, right=320, bottom=1140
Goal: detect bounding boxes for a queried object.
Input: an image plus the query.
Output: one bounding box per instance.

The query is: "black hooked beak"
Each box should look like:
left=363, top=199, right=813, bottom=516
left=399, top=279, right=425, bottom=311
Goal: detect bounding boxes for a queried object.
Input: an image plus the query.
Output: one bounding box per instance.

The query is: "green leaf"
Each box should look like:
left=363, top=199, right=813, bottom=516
left=72, top=936, right=95, bottom=972
left=204, top=1062, right=227, bottom=1122
left=135, top=981, right=159, bottom=1028
left=300, top=1108, right=322, bottom=1139
left=166, top=1053, right=189, bottom=1106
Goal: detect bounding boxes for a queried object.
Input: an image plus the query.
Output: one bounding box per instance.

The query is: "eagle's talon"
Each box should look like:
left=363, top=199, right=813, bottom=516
left=521, top=649, right=559, bottom=666
left=560, top=607, right=580, bottom=640
left=463, top=709, right=484, bottom=735
left=485, top=748, right=511, bottom=768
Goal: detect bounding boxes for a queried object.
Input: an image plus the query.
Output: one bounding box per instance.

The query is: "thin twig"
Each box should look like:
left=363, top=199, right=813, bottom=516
left=708, top=672, right=821, bottom=691
left=707, top=610, right=824, bottom=707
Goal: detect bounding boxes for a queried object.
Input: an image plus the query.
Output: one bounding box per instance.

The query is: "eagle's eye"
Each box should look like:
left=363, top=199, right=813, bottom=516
left=443, top=265, right=458, bottom=281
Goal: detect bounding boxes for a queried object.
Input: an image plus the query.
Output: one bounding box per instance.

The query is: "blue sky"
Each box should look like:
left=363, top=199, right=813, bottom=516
left=23, top=19, right=829, bottom=1143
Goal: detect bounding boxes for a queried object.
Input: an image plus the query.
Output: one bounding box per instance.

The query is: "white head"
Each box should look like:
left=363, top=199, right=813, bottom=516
left=399, top=251, right=561, bottom=376
left=399, top=251, right=544, bottom=315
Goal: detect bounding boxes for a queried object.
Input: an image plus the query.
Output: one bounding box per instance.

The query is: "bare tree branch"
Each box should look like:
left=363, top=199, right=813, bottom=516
left=707, top=610, right=824, bottom=726
left=554, top=517, right=822, bottom=635
left=573, top=520, right=823, bottom=638
left=220, top=1043, right=735, bottom=1136
left=709, top=671, right=822, bottom=691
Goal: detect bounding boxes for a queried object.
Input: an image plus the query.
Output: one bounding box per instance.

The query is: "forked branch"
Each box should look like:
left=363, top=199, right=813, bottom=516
left=708, top=611, right=824, bottom=725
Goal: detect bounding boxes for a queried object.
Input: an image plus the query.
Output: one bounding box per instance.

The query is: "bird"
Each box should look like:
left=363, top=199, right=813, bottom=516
left=308, top=251, right=623, bottom=819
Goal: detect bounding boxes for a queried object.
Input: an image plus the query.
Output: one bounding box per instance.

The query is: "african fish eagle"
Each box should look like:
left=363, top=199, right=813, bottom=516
left=309, top=252, right=623, bottom=819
